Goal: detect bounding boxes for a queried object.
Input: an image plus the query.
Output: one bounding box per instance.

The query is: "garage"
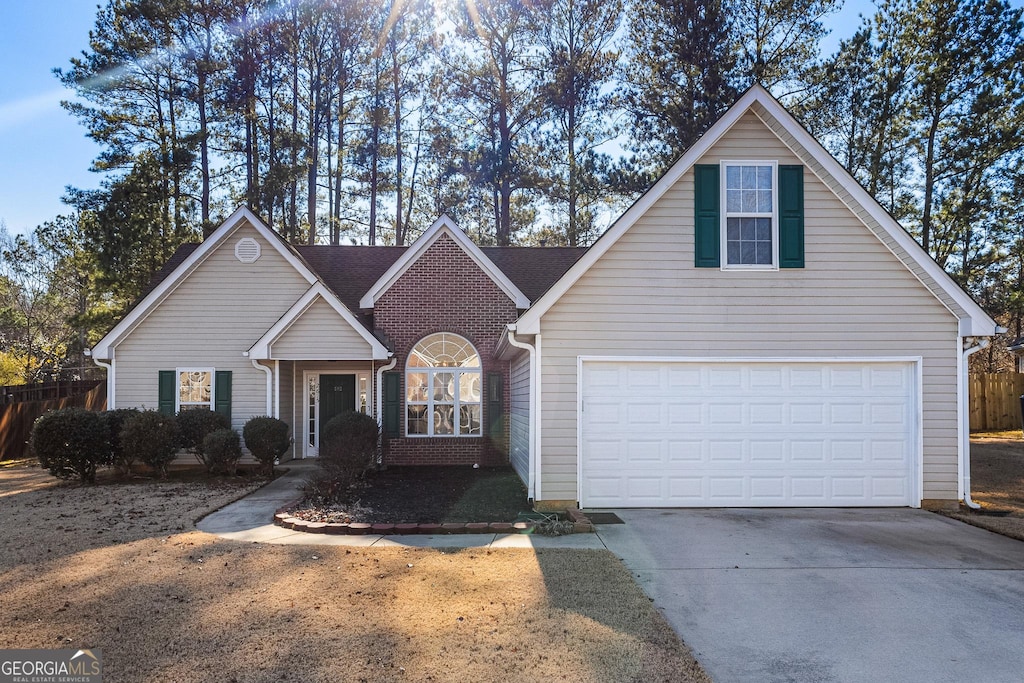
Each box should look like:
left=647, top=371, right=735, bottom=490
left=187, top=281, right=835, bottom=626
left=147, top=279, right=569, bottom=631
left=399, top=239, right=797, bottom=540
left=579, top=359, right=919, bottom=508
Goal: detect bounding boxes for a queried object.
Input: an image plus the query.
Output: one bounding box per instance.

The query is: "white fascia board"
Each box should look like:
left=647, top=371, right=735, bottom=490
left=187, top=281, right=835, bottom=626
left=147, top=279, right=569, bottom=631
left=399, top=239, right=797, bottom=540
left=92, top=206, right=319, bottom=360
left=748, top=96, right=998, bottom=337
left=516, top=84, right=998, bottom=337
left=358, top=214, right=531, bottom=309
left=249, top=282, right=391, bottom=360
left=515, top=88, right=764, bottom=335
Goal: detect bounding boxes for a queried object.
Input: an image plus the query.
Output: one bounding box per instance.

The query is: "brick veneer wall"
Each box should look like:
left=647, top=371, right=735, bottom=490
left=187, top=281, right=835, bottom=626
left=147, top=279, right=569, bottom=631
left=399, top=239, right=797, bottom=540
left=373, top=233, right=516, bottom=466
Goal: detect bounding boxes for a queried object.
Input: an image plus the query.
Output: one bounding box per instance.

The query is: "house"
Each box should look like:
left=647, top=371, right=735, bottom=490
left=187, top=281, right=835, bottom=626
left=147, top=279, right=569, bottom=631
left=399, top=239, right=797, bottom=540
left=91, top=85, right=999, bottom=511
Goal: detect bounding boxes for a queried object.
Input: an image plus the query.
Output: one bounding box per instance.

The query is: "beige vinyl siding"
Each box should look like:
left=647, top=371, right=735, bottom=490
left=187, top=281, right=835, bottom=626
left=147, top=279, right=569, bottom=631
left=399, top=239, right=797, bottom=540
left=270, top=297, right=373, bottom=359
left=288, top=361, right=375, bottom=458
left=509, top=351, right=530, bottom=487
left=537, top=111, right=960, bottom=503
left=114, top=222, right=311, bottom=437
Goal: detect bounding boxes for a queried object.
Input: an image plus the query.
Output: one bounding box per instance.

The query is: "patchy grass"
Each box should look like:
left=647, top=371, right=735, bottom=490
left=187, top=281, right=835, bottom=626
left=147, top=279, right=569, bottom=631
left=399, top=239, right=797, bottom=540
left=0, top=466, right=711, bottom=683
left=941, top=438, right=1024, bottom=541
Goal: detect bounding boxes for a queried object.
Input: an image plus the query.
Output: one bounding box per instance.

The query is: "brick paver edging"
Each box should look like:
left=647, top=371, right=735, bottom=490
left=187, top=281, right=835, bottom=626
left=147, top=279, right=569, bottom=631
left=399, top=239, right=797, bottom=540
left=272, top=498, right=595, bottom=535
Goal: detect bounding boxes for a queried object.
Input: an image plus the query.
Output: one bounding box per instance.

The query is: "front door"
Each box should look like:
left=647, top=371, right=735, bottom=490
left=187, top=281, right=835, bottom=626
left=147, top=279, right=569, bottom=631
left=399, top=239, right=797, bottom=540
left=306, top=373, right=356, bottom=457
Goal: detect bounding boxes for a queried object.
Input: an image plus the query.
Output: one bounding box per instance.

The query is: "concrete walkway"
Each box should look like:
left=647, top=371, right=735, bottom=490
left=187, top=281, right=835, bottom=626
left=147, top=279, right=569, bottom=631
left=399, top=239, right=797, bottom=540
left=196, top=462, right=606, bottom=549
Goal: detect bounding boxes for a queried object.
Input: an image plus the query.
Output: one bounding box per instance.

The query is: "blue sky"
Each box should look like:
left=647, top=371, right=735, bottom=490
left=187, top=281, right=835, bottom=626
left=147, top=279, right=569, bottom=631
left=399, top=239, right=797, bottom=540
left=0, top=0, right=877, bottom=236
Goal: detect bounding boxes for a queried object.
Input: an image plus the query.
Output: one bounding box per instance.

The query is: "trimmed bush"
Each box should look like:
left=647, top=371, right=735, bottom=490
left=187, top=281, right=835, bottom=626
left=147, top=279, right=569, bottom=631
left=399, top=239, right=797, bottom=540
left=120, top=410, right=180, bottom=478
left=316, top=412, right=380, bottom=501
left=29, top=408, right=110, bottom=483
left=243, top=416, right=290, bottom=476
left=99, top=408, right=141, bottom=475
left=177, top=409, right=231, bottom=471
left=202, top=428, right=242, bottom=475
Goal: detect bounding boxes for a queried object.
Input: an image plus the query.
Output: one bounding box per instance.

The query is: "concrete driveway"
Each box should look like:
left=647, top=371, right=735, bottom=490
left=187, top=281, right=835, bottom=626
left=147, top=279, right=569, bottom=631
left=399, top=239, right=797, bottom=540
left=597, top=508, right=1024, bottom=683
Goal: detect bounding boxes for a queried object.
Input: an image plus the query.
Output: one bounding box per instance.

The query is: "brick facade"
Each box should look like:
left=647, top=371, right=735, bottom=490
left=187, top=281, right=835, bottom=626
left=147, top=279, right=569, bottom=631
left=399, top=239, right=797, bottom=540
left=373, top=233, right=516, bottom=466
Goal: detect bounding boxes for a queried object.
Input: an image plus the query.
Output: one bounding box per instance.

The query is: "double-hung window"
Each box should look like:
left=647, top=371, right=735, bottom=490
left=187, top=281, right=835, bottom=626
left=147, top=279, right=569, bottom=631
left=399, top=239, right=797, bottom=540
left=722, top=161, right=777, bottom=268
left=177, top=368, right=214, bottom=411
left=694, top=161, right=803, bottom=269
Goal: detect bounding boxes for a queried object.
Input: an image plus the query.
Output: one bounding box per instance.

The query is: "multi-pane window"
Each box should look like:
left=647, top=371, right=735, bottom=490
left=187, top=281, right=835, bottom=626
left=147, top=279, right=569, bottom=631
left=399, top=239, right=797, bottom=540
left=178, top=369, right=213, bottom=411
left=723, top=162, right=776, bottom=267
left=406, top=333, right=482, bottom=437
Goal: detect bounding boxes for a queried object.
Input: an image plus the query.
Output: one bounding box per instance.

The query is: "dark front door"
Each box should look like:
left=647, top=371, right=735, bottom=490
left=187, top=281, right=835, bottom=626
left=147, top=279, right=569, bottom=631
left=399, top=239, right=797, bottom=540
left=320, top=374, right=356, bottom=428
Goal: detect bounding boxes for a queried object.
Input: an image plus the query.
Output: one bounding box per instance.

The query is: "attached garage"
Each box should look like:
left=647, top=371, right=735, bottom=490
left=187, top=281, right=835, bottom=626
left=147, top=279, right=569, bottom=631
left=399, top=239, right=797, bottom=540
left=579, top=359, right=920, bottom=508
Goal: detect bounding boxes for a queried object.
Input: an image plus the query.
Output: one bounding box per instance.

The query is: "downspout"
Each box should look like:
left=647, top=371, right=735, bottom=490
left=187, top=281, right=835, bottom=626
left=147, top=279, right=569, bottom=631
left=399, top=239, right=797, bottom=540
left=375, top=356, right=397, bottom=466
left=273, top=360, right=280, bottom=419
left=91, top=355, right=114, bottom=409
left=375, top=356, right=397, bottom=426
left=251, top=358, right=273, bottom=416
left=961, top=338, right=989, bottom=510
left=506, top=325, right=537, bottom=500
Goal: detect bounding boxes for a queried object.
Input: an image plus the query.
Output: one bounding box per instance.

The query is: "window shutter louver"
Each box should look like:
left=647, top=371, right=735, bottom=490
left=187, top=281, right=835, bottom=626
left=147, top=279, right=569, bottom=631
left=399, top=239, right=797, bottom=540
left=158, top=371, right=175, bottom=416
left=779, top=165, right=805, bottom=268
left=214, top=371, right=232, bottom=420
left=487, top=372, right=504, bottom=441
left=383, top=372, right=400, bottom=437
left=694, top=164, right=721, bottom=267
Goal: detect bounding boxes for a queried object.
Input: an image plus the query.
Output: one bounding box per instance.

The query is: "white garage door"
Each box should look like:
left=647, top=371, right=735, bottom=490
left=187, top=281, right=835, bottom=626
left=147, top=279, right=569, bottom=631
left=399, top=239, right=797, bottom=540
left=580, top=360, right=918, bottom=507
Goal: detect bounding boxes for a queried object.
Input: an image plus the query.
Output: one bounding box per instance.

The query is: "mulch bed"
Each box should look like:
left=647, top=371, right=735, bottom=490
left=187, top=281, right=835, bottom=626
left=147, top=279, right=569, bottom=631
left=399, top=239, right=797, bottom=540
left=294, top=465, right=534, bottom=524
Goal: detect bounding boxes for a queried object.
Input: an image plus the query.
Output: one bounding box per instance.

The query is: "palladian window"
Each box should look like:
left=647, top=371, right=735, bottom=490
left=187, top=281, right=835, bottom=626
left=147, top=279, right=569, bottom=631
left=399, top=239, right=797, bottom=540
left=406, top=333, right=482, bottom=437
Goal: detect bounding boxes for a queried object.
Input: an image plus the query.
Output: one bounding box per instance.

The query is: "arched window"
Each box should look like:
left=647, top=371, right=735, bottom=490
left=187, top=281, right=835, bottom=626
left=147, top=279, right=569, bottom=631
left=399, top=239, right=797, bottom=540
left=406, top=333, right=482, bottom=437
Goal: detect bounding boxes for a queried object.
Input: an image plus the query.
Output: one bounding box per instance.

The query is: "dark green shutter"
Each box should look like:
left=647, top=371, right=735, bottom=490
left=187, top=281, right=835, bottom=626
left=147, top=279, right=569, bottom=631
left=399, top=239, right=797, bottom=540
left=778, top=165, right=805, bottom=268
left=694, top=164, right=721, bottom=267
left=487, top=372, right=504, bottom=440
left=214, top=371, right=232, bottom=420
left=382, top=372, right=400, bottom=437
left=158, top=370, right=175, bottom=416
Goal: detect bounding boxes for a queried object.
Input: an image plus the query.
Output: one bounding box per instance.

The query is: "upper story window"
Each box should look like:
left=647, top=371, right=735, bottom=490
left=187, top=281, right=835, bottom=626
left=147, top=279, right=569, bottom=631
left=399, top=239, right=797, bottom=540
left=721, top=161, right=777, bottom=268
left=406, top=333, right=482, bottom=437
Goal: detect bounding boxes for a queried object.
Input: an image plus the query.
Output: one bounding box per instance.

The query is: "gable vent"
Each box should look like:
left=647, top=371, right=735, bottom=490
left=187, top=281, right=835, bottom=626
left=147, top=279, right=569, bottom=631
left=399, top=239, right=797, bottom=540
left=234, top=237, right=261, bottom=263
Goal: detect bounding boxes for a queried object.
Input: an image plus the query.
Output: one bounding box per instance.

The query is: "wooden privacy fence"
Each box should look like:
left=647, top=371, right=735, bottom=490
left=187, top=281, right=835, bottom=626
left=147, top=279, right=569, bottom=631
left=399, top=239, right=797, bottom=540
left=970, top=372, right=1024, bottom=432
left=0, top=383, right=107, bottom=460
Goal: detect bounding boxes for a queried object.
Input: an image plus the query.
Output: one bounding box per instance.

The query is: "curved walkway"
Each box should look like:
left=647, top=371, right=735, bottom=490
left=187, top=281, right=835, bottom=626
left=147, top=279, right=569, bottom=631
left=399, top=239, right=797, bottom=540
left=196, top=461, right=606, bottom=549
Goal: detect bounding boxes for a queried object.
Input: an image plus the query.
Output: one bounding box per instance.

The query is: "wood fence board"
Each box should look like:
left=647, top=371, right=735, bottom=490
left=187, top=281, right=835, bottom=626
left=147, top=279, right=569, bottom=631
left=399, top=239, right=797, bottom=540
left=0, top=384, right=107, bottom=460
left=970, top=372, right=1024, bottom=432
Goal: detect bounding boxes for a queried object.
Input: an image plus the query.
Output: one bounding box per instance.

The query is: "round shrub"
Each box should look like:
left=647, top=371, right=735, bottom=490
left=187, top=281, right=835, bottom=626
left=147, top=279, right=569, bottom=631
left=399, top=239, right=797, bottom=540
left=99, top=408, right=141, bottom=475
left=243, top=416, right=290, bottom=476
left=120, top=410, right=180, bottom=478
left=177, top=409, right=230, bottom=471
left=29, top=408, right=110, bottom=483
left=317, top=412, right=380, bottom=501
left=202, top=428, right=242, bottom=475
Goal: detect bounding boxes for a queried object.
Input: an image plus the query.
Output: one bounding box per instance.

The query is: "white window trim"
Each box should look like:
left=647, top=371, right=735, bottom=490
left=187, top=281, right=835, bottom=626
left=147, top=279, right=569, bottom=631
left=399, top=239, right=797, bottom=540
left=175, top=367, right=215, bottom=413
left=405, top=334, right=483, bottom=439
left=720, top=160, right=779, bottom=271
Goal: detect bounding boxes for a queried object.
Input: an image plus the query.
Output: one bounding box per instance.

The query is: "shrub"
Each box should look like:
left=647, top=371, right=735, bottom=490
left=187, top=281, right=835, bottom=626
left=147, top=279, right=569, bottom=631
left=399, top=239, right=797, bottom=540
left=243, top=416, right=290, bottom=476
left=177, top=409, right=231, bottom=471
left=29, top=408, right=110, bottom=483
left=202, top=428, right=242, bottom=475
left=120, top=410, right=180, bottom=478
left=317, top=412, right=380, bottom=501
left=99, top=408, right=141, bottom=475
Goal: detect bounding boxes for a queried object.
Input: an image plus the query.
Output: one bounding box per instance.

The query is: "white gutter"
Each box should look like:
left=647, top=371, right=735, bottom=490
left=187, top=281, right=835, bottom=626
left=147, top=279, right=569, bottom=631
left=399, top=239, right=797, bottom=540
left=506, top=325, right=538, bottom=500
left=273, top=360, right=280, bottom=419
left=251, top=358, right=273, bottom=416
left=92, top=356, right=114, bottom=409
left=960, top=338, right=990, bottom=510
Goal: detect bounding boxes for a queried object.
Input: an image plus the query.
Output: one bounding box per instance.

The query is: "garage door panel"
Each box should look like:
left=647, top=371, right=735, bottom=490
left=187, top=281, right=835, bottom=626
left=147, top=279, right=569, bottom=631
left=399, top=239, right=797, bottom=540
left=581, top=360, right=917, bottom=507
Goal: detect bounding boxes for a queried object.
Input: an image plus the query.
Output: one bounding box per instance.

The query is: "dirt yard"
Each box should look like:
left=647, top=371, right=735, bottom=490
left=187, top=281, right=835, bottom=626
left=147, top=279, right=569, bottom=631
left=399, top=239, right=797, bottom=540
left=944, top=436, right=1024, bottom=541
left=0, top=464, right=710, bottom=683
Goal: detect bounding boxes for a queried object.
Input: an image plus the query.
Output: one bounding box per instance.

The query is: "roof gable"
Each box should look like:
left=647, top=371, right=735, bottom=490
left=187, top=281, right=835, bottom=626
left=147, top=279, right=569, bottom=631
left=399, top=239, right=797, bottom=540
left=248, top=283, right=390, bottom=360
left=514, top=84, right=998, bottom=337
left=94, top=207, right=318, bottom=360
left=358, top=215, right=531, bottom=309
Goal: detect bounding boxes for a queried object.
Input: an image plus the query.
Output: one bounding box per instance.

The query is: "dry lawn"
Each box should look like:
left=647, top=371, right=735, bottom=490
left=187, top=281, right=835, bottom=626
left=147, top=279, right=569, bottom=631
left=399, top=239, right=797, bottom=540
left=0, top=465, right=710, bottom=683
left=943, top=436, right=1024, bottom=541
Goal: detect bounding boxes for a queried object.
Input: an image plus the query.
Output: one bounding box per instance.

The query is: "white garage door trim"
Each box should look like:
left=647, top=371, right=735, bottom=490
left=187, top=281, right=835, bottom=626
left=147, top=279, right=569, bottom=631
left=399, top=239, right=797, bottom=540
left=577, top=356, right=923, bottom=508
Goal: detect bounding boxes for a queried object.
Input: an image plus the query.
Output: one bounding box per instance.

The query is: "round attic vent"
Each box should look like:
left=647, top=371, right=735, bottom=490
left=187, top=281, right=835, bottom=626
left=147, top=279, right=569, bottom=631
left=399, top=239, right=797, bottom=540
left=234, top=237, right=261, bottom=263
